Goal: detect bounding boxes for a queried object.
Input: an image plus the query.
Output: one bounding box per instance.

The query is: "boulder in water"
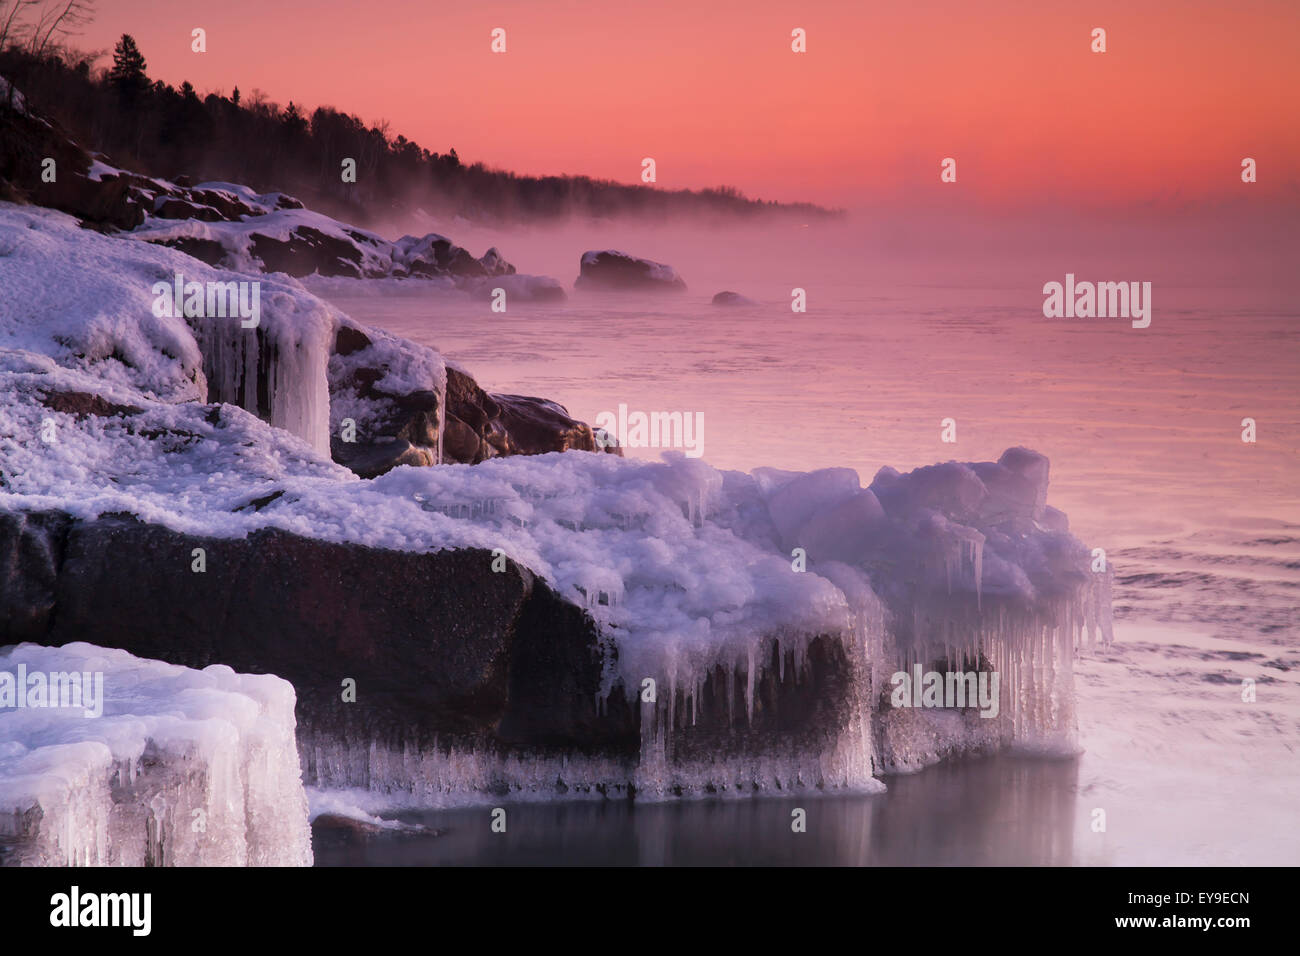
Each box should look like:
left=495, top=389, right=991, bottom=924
left=711, top=291, right=758, bottom=307
left=575, top=250, right=686, bottom=292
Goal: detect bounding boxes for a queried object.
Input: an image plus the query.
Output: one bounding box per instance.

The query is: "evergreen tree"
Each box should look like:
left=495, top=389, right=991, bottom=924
left=108, top=34, right=148, bottom=97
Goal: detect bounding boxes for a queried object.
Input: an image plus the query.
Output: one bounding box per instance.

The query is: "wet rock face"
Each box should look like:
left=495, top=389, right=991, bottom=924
left=443, top=365, right=622, bottom=464
left=326, top=325, right=620, bottom=476
left=0, top=511, right=69, bottom=644
left=575, top=250, right=687, bottom=292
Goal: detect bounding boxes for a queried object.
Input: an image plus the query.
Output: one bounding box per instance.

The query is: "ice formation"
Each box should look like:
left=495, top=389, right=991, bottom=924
left=0, top=643, right=312, bottom=866
left=0, top=204, right=333, bottom=455
left=0, top=202, right=1114, bottom=805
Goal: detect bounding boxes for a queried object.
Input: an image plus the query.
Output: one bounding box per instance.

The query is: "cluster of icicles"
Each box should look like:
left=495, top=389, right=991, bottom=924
left=620, top=557, right=1114, bottom=795
left=190, top=310, right=332, bottom=456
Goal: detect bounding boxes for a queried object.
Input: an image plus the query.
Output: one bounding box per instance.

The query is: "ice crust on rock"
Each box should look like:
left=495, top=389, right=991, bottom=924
left=0, top=203, right=334, bottom=454
left=0, top=643, right=311, bottom=866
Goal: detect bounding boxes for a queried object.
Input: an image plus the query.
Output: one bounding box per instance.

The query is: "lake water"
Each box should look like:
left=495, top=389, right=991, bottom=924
left=310, top=212, right=1300, bottom=865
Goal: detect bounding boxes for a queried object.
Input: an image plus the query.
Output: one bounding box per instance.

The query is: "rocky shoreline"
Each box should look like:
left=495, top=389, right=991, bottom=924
left=1, top=81, right=1112, bottom=865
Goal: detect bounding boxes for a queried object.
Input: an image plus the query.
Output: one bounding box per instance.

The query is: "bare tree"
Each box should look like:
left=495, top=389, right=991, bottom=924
left=27, top=0, right=95, bottom=57
left=0, top=1, right=40, bottom=52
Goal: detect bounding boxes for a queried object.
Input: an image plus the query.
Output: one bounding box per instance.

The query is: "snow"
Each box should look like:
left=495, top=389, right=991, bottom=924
left=84, top=159, right=118, bottom=182
left=0, top=76, right=26, bottom=114
left=190, top=181, right=292, bottom=215
left=129, top=197, right=521, bottom=286
left=0, top=203, right=335, bottom=453
left=130, top=206, right=396, bottom=279
left=0, top=642, right=312, bottom=866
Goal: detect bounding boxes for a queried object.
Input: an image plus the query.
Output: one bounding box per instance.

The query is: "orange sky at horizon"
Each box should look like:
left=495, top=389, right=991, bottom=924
left=74, top=0, right=1300, bottom=210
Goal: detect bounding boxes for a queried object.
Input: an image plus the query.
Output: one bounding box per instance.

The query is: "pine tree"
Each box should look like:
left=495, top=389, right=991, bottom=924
left=108, top=34, right=149, bottom=98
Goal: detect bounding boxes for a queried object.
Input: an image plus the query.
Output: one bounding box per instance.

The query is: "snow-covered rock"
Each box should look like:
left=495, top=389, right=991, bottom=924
left=0, top=85, right=554, bottom=291
left=575, top=250, right=687, bottom=292
left=0, top=203, right=606, bottom=477
left=0, top=642, right=311, bottom=866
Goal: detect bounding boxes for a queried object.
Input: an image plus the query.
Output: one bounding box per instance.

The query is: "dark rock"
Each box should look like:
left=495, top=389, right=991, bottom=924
left=0, top=510, right=70, bottom=643
left=575, top=250, right=686, bottom=292
left=249, top=226, right=367, bottom=278
left=712, top=291, right=758, bottom=307
left=232, top=489, right=286, bottom=513
left=153, top=197, right=224, bottom=221
left=442, top=366, right=621, bottom=464
left=396, top=235, right=516, bottom=279
left=188, top=187, right=260, bottom=220
left=5, top=511, right=631, bottom=754
left=330, top=436, right=435, bottom=478
left=333, top=325, right=372, bottom=357
left=39, top=390, right=143, bottom=418
left=149, top=235, right=227, bottom=265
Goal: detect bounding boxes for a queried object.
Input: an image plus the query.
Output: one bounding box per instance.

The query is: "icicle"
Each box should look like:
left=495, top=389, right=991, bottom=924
left=745, top=645, right=756, bottom=725
left=726, top=660, right=736, bottom=729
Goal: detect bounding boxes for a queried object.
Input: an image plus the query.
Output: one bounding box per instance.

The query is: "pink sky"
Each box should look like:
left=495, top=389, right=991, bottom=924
left=78, top=0, right=1300, bottom=208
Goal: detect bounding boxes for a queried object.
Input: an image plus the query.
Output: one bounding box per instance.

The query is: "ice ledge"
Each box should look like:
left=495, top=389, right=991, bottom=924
left=0, top=642, right=312, bottom=867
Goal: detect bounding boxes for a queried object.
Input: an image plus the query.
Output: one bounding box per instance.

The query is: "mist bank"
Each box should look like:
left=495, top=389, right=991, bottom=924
left=399, top=202, right=1297, bottom=307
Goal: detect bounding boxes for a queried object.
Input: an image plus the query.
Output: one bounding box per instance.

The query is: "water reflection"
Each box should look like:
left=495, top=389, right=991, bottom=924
left=313, top=754, right=1080, bottom=866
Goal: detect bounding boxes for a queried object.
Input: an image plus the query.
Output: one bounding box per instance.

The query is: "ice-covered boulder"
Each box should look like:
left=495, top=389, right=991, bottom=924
left=0, top=642, right=311, bottom=866
left=327, top=319, right=446, bottom=477
left=392, top=233, right=515, bottom=279
left=575, top=250, right=687, bottom=292
left=1, top=440, right=1111, bottom=799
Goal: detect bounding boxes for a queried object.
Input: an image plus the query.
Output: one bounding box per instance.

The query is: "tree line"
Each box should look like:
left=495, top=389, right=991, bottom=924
left=0, top=33, right=835, bottom=226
